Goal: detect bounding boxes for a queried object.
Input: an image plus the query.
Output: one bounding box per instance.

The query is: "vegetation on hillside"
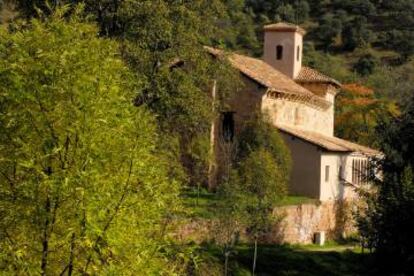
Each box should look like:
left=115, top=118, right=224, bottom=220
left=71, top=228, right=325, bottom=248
left=1, top=0, right=413, bottom=275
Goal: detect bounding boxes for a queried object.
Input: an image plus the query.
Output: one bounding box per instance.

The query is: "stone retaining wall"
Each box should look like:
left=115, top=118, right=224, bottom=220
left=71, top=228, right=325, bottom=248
left=266, top=201, right=355, bottom=244
left=176, top=200, right=355, bottom=244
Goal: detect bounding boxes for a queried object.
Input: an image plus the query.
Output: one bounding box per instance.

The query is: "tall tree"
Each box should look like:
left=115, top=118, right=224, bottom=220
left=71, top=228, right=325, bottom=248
left=357, top=95, right=414, bottom=275
left=14, top=0, right=239, bottom=188
left=235, top=116, right=291, bottom=275
left=0, top=8, right=182, bottom=274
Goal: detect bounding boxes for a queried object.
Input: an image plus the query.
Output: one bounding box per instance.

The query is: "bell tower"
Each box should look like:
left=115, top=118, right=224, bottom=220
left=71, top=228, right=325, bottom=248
left=263, top=23, right=305, bottom=79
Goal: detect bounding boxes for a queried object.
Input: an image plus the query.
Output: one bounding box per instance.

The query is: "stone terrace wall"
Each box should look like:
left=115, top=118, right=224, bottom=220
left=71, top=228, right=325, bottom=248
left=175, top=201, right=355, bottom=245
left=266, top=201, right=355, bottom=244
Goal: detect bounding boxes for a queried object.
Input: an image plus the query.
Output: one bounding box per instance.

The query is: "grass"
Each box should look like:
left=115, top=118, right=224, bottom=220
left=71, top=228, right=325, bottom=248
left=181, top=187, right=221, bottom=219
left=199, top=242, right=376, bottom=276
left=181, top=187, right=319, bottom=219
left=275, top=196, right=320, bottom=206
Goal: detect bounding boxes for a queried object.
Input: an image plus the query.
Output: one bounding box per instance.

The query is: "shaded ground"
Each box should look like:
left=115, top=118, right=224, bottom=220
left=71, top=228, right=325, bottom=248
left=200, top=243, right=377, bottom=276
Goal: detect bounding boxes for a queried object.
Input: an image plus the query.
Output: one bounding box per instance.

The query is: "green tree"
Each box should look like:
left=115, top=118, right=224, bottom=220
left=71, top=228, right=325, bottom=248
left=353, top=54, right=378, bottom=76
left=357, top=95, right=414, bottom=274
left=0, top=8, right=182, bottom=274
left=235, top=116, right=291, bottom=275
left=237, top=115, right=291, bottom=179
left=315, top=14, right=343, bottom=51
left=296, top=0, right=310, bottom=23
left=13, top=0, right=240, bottom=189
left=216, top=0, right=260, bottom=56
left=116, top=0, right=239, bottom=188
left=342, top=16, right=374, bottom=51
left=237, top=148, right=286, bottom=276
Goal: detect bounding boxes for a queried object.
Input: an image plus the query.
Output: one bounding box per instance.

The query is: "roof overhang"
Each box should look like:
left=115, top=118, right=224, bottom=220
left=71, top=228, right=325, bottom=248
left=277, top=124, right=382, bottom=157
left=264, top=23, right=306, bottom=35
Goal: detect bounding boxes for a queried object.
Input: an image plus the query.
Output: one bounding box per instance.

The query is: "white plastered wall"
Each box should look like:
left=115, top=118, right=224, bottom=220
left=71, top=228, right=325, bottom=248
left=280, top=132, right=321, bottom=199
left=320, top=153, right=370, bottom=201
left=263, top=31, right=303, bottom=79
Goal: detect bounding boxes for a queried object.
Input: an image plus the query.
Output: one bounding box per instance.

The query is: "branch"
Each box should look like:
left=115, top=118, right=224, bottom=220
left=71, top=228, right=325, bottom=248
left=83, top=158, right=137, bottom=273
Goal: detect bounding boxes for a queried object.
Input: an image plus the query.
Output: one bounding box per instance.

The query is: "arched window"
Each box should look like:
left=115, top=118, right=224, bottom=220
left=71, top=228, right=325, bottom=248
left=276, top=45, right=283, bottom=60
left=297, top=46, right=300, bottom=61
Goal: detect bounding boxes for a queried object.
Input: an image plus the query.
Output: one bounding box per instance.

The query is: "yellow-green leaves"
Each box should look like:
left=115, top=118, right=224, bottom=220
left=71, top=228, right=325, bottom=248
left=0, top=8, right=182, bottom=275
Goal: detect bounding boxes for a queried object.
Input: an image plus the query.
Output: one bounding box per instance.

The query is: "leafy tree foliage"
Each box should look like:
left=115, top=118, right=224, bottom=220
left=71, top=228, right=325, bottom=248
left=212, top=115, right=291, bottom=275
left=303, top=45, right=353, bottom=82
left=0, top=9, right=182, bottom=274
left=216, top=0, right=260, bottom=55
left=235, top=116, right=291, bottom=274
left=238, top=148, right=284, bottom=275
left=237, top=115, right=291, bottom=180
left=335, top=83, right=399, bottom=147
left=353, top=54, right=378, bottom=76
left=12, top=1, right=240, bottom=189
left=342, top=16, right=374, bottom=51
left=113, top=0, right=238, bottom=187
left=314, top=14, right=343, bottom=51
left=357, top=96, right=414, bottom=274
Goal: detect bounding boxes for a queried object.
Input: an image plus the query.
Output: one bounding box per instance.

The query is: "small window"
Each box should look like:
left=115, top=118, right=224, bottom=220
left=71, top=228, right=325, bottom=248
left=297, top=46, right=300, bottom=61
left=222, top=112, right=235, bottom=142
left=325, top=165, right=330, bottom=182
left=276, top=45, right=283, bottom=60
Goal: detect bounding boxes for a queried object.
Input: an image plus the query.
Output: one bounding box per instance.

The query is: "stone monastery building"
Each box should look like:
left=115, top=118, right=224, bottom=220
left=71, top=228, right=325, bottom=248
left=208, top=23, right=380, bottom=202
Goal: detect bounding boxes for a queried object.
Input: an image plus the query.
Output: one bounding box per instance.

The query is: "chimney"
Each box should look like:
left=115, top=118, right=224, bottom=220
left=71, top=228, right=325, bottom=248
left=263, top=23, right=306, bottom=79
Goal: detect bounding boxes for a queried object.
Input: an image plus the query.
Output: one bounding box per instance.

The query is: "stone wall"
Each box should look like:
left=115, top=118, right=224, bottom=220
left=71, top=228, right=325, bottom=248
left=267, top=201, right=355, bottom=244
left=175, top=201, right=355, bottom=245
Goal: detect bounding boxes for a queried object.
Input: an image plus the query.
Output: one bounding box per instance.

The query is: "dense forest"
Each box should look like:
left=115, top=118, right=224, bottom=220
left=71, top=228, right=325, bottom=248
left=1, top=0, right=413, bottom=275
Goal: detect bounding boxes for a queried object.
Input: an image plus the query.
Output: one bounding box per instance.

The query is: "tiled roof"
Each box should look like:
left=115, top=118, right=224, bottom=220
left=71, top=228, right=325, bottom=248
left=277, top=124, right=381, bottom=156
left=205, top=47, right=324, bottom=100
left=264, top=23, right=306, bottom=35
left=296, top=66, right=341, bottom=87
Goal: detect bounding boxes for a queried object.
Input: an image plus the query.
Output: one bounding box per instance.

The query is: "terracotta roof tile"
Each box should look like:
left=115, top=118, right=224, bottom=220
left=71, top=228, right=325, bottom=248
left=296, top=66, right=341, bottom=87
left=205, top=47, right=324, bottom=100
left=277, top=124, right=381, bottom=156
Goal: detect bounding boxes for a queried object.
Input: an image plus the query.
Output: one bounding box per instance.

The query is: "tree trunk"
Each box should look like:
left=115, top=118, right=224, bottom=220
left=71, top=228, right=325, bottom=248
left=252, top=238, right=258, bottom=276
left=41, top=196, right=51, bottom=276
left=68, top=233, right=75, bottom=276
left=224, top=252, right=229, bottom=276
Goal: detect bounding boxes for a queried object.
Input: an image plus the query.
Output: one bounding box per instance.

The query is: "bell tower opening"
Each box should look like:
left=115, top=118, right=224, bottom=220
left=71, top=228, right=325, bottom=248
left=263, top=22, right=305, bottom=79
left=276, top=45, right=283, bottom=60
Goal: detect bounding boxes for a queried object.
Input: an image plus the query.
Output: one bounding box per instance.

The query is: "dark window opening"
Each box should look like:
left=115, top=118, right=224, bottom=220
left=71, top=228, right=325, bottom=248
left=222, top=112, right=235, bottom=142
left=325, top=165, right=330, bottom=182
left=297, top=46, right=300, bottom=61
left=276, top=45, right=283, bottom=60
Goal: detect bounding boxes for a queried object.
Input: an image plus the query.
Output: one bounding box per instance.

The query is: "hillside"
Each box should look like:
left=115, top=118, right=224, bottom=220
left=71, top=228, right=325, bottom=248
left=221, top=1, right=413, bottom=95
